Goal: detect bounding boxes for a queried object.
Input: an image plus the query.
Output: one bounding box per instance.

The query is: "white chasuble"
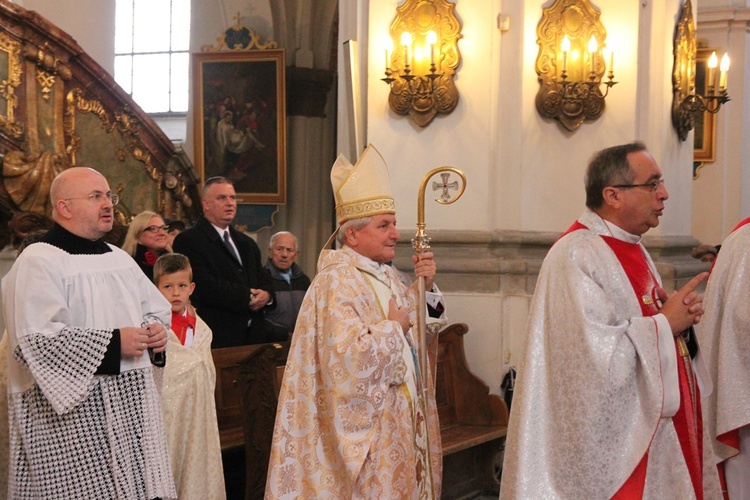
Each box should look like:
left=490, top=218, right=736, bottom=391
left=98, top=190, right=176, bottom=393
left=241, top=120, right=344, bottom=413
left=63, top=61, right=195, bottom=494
left=500, top=210, right=721, bottom=500
left=700, top=217, right=750, bottom=499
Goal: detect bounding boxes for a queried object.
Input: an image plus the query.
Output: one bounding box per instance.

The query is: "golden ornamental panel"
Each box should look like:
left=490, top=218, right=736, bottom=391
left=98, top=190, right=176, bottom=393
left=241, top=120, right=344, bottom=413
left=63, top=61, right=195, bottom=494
left=0, top=31, right=23, bottom=139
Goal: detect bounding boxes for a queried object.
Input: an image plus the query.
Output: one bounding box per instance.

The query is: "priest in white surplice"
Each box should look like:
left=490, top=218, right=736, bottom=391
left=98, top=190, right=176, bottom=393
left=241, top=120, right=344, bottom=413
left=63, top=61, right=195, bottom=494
left=700, top=216, right=750, bottom=499
left=500, top=143, right=722, bottom=499
left=1, top=167, right=175, bottom=499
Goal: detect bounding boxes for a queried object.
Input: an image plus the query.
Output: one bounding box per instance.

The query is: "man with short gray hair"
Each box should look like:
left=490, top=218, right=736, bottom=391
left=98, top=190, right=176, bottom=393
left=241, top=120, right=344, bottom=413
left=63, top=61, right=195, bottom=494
left=266, top=145, right=446, bottom=498
left=173, top=176, right=282, bottom=347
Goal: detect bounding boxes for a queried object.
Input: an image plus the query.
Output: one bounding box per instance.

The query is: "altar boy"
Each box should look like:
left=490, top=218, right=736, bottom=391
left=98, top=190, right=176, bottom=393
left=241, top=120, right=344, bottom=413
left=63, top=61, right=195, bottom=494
left=153, top=253, right=226, bottom=499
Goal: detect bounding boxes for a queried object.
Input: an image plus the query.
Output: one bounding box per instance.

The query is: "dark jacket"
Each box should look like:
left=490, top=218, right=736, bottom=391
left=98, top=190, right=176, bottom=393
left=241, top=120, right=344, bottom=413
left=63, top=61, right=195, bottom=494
left=172, top=216, right=276, bottom=347
left=263, top=260, right=311, bottom=333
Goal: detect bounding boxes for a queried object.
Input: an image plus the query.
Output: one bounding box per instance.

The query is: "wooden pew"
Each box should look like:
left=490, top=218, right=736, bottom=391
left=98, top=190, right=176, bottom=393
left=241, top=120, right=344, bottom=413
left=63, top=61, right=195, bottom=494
left=213, top=323, right=507, bottom=499
left=436, top=322, right=509, bottom=498
left=212, top=345, right=262, bottom=451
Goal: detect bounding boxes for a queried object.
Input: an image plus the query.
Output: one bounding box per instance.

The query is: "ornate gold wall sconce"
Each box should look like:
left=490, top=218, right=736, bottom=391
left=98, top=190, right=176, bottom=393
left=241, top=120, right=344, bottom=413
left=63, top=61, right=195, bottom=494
left=535, top=0, right=616, bottom=131
left=382, top=0, right=461, bottom=127
left=671, top=0, right=730, bottom=141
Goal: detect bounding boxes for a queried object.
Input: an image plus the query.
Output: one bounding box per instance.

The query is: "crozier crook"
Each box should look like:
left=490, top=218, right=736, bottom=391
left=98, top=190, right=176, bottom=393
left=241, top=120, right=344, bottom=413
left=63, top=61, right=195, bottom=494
left=412, top=166, right=466, bottom=393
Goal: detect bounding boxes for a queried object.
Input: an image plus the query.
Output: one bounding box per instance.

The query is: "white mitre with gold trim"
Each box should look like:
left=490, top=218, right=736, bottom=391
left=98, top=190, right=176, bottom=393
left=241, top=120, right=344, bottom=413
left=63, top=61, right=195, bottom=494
left=331, top=144, right=396, bottom=225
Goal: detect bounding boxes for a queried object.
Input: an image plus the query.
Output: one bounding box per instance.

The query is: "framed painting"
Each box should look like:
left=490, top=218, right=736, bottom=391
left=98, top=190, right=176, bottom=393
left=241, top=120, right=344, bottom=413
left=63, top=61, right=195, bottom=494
left=193, top=49, right=286, bottom=204
left=693, top=47, right=716, bottom=164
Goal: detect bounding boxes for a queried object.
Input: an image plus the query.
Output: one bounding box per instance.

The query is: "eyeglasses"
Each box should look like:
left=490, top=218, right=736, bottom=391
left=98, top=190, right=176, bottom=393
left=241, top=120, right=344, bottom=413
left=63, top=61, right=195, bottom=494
left=143, top=225, right=169, bottom=234
left=64, top=192, right=119, bottom=206
left=611, top=178, right=664, bottom=193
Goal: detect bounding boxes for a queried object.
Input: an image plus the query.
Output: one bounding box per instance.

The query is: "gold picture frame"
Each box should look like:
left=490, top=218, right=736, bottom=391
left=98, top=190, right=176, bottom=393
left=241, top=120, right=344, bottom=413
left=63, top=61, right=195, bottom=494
left=192, top=49, right=286, bottom=204
left=693, top=47, right=716, bottom=163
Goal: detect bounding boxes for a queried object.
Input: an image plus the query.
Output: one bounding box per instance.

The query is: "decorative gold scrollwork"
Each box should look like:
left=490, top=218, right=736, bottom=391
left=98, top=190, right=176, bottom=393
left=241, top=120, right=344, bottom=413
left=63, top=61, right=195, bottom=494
left=201, top=12, right=278, bottom=52
left=36, top=68, right=56, bottom=101
left=534, top=0, right=615, bottom=131
left=383, top=0, right=461, bottom=127
left=671, top=0, right=729, bottom=141
left=0, top=32, right=23, bottom=138
left=64, top=88, right=193, bottom=217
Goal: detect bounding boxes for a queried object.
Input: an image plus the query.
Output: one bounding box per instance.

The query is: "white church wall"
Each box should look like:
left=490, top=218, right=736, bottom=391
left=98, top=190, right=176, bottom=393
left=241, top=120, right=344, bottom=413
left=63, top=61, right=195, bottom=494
left=694, top=6, right=750, bottom=245
left=366, top=1, right=496, bottom=232
left=515, top=1, right=642, bottom=233
left=362, top=0, right=697, bottom=395
left=366, top=1, right=693, bottom=236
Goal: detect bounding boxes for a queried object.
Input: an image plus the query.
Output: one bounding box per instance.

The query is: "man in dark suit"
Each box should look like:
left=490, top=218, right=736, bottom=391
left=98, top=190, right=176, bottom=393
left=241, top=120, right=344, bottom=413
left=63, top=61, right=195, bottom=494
left=173, top=176, right=286, bottom=347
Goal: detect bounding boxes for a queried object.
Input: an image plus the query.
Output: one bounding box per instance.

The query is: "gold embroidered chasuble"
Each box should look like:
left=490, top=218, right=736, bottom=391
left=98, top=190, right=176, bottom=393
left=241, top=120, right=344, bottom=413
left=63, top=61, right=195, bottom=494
left=266, top=246, right=444, bottom=499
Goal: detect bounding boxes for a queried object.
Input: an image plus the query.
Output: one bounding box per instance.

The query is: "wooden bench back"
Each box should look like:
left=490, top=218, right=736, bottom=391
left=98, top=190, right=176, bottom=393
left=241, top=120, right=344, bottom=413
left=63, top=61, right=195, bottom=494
left=435, top=323, right=509, bottom=428
left=211, top=323, right=508, bottom=498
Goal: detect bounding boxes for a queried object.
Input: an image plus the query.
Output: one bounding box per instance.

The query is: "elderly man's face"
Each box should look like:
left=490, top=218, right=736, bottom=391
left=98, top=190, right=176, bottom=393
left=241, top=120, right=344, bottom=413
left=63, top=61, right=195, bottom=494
left=269, top=233, right=298, bottom=271
left=348, top=214, right=400, bottom=264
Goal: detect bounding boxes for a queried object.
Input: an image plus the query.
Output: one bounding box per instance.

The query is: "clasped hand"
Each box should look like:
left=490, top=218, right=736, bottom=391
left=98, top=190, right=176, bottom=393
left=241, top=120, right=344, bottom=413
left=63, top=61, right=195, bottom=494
left=656, top=272, right=709, bottom=336
left=120, top=322, right=167, bottom=357
left=249, top=289, right=270, bottom=311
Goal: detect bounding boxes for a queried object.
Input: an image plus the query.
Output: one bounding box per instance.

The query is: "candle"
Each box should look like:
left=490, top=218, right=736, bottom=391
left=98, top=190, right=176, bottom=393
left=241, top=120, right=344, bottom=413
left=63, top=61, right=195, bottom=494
left=384, top=36, right=393, bottom=71
left=719, top=52, right=730, bottom=89
left=427, top=30, right=437, bottom=65
left=401, top=32, right=412, bottom=68
left=561, top=35, right=570, bottom=72
left=608, top=49, right=614, bottom=76
left=707, top=51, right=718, bottom=89
left=588, top=35, right=597, bottom=75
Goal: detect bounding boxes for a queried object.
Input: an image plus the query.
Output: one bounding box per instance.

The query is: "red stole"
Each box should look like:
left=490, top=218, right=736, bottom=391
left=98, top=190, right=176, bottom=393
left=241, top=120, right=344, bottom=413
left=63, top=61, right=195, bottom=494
left=566, top=221, right=703, bottom=499
left=171, top=308, right=196, bottom=346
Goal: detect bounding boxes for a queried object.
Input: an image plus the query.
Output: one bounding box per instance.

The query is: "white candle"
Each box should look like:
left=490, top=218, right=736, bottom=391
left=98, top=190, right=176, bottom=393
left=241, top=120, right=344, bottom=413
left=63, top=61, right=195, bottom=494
left=427, top=30, right=437, bottom=65
left=588, top=35, right=597, bottom=74
left=719, top=52, right=730, bottom=89
left=561, top=35, right=570, bottom=72
left=707, top=51, right=718, bottom=89
left=384, top=36, right=393, bottom=71
left=401, top=32, right=412, bottom=67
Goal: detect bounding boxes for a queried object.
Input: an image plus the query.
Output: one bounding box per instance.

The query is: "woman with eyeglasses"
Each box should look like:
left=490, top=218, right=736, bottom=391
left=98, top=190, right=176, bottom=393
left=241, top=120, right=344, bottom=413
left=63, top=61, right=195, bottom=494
left=122, top=211, right=172, bottom=281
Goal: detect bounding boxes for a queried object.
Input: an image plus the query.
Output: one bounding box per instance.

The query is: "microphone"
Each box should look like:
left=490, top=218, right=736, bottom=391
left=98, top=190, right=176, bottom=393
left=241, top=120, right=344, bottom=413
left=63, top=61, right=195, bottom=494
left=141, top=322, right=166, bottom=367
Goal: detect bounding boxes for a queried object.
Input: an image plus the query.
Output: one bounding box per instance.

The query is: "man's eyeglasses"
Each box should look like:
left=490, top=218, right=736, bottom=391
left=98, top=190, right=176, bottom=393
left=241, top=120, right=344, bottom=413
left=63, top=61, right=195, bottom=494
left=64, top=192, right=119, bottom=206
left=611, top=178, right=664, bottom=193
left=143, top=225, right=169, bottom=234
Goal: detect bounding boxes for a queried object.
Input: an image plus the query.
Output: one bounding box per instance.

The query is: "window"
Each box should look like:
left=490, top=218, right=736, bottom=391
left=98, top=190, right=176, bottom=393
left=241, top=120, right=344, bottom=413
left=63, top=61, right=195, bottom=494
left=114, top=0, right=190, bottom=114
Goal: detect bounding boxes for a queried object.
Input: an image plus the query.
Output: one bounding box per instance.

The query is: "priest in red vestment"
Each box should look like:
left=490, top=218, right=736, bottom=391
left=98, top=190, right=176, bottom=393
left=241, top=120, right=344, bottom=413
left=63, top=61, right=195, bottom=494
left=500, top=142, right=722, bottom=499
